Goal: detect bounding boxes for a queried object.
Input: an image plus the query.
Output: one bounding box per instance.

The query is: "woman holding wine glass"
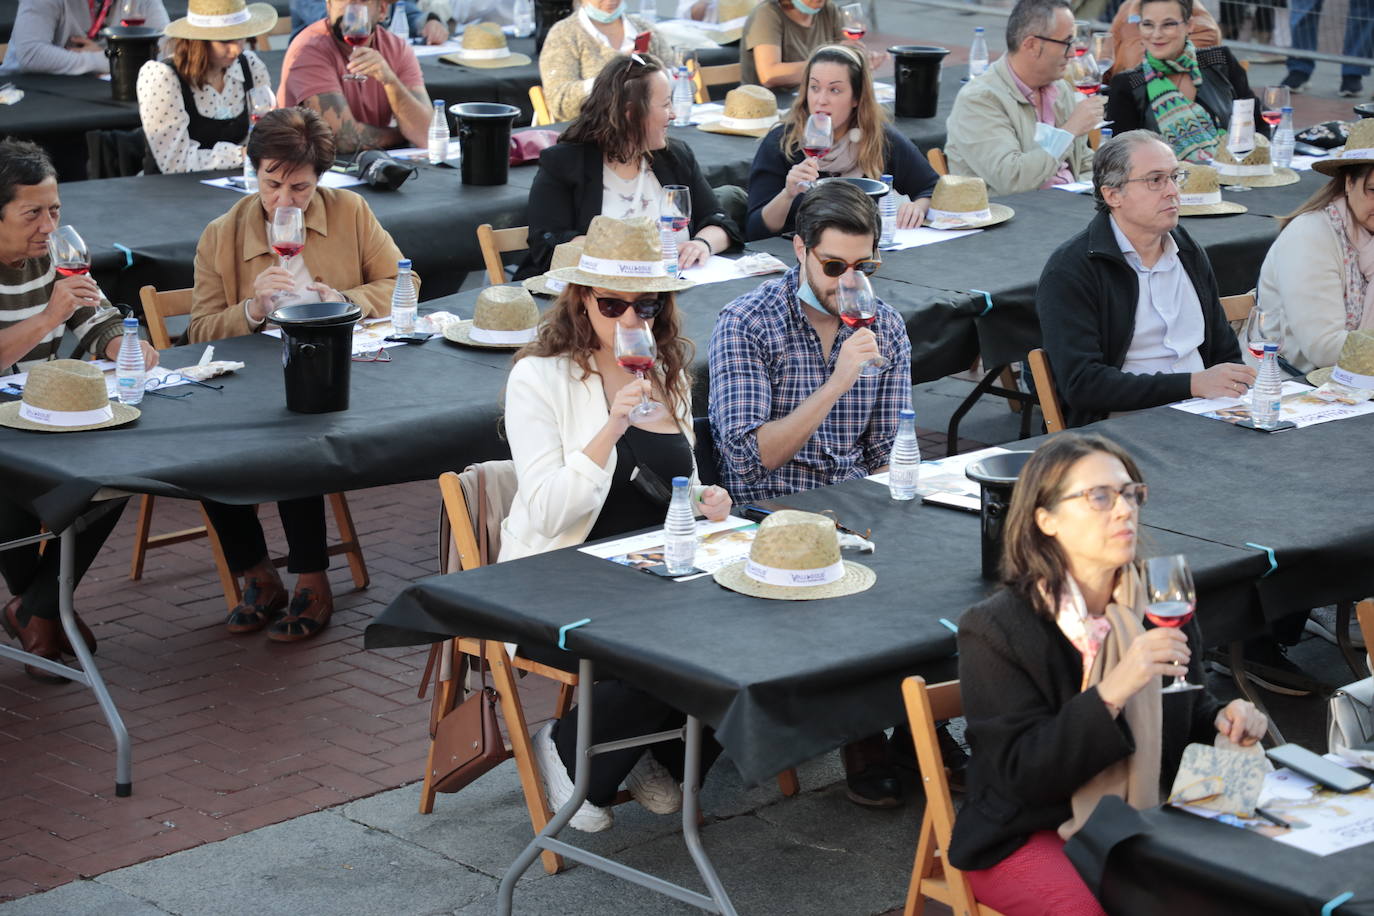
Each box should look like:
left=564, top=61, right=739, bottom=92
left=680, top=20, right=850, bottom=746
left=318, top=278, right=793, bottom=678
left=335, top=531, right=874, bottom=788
left=1103, top=0, right=1265, bottom=163
left=503, top=214, right=733, bottom=831
left=747, top=44, right=938, bottom=239
left=948, top=432, right=1265, bottom=915
left=188, top=106, right=413, bottom=642
left=136, top=0, right=277, bottom=175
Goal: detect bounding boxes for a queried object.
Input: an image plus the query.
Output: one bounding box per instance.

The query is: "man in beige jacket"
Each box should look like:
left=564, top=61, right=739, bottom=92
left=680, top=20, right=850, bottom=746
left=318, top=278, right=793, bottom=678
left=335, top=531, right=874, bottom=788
left=945, top=0, right=1102, bottom=196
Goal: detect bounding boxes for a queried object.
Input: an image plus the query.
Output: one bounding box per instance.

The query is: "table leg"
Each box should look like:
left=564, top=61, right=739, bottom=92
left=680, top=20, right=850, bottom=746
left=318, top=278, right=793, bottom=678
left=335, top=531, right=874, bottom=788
left=946, top=363, right=1037, bottom=457
left=1225, top=641, right=1284, bottom=747
left=681, top=716, right=738, bottom=916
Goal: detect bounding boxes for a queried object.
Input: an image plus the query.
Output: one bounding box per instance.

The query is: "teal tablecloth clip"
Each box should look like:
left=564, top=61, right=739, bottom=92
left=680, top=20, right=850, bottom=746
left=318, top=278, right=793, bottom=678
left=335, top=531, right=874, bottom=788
left=558, top=617, right=591, bottom=650
left=1243, top=542, right=1278, bottom=578
left=971, top=289, right=994, bottom=316
left=939, top=618, right=959, bottom=634
left=1321, top=891, right=1353, bottom=916
left=112, top=243, right=133, bottom=269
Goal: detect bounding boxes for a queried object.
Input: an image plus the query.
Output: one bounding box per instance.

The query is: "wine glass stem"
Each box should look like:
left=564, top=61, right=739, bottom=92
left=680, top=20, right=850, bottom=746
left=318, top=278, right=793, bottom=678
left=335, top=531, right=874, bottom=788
left=635, top=369, right=652, bottom=412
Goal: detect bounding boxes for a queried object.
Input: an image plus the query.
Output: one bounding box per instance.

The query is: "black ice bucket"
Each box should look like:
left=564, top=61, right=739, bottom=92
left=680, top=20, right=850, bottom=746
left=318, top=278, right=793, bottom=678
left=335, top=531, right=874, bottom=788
left=103, top=26, right=161, bottom=102
left=890, top=46, right=950, bottom=119
left=269, top=301, right=362, bottom=414
left=451, top=102, right=521, bottom=186
left=965, top=451, right=1034, bottom=579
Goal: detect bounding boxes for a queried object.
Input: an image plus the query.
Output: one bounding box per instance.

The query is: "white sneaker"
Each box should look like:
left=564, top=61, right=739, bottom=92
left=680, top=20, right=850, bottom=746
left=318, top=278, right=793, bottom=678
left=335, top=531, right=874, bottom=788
left=625, top=751, right=683, bottom=815
left=534, top=723, right=613, bottom=833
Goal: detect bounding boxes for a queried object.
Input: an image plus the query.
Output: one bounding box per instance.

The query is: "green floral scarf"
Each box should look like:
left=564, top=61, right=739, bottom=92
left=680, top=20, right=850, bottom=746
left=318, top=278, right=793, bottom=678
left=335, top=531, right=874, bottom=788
left=1143, top=40, right=1222, bottom=163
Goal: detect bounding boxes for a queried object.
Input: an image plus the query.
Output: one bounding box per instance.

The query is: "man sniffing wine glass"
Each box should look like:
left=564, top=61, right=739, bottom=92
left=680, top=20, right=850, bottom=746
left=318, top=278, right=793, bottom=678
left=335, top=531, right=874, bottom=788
left=340, top=2, right=371, bottom=81
left=836, top=268, right=886, bottom=376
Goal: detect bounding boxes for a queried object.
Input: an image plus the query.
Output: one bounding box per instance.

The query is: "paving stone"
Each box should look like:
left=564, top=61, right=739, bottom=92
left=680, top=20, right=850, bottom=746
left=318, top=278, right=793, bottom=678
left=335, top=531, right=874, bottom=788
left=0, top=878, right=167, bottom=915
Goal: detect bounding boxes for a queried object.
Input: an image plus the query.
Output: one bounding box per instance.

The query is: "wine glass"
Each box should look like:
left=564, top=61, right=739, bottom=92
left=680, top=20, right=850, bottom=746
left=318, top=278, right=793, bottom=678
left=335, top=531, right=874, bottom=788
left=340, top=3, right=371, bottom=82
left=1092, top=32, right=1114, bottom=80
left=1143, top=554, right=1203, bottom=694
left=660, top=184, right=692, bottom=256
left=1073, top=19, right=1091, bottom=56
left=614, top=323, right=667, bottom=423
left=835, top=269, right=887, bottom=377
left=1261, top=86, right=1290, bottom=129
left=247, top=85, right=275, bottom=128
left=270, top=206, right=304, bottom=265
left=118, top=0, right=146, bottom=27
left=841, top=2, right=867, bottom=42
left=1243, top=304, right=1284, bottom=365
left=799, top=112, right=833, bottom=190
left=48, top=226, right=90, bottom=277
left=1070, top=53, right=1101, bottom=97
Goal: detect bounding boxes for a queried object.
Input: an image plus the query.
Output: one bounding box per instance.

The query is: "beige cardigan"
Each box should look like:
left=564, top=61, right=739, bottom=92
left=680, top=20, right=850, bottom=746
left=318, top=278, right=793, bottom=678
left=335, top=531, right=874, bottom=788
left=1257, top=209, right=1357, bottom=374
left=537, top=12, right=671, bottom=123
left=944, top=56, right=1094, bottom=197
left=499, top=353, right=701, bottom=562
left=188, top=186, right=415, bottom=343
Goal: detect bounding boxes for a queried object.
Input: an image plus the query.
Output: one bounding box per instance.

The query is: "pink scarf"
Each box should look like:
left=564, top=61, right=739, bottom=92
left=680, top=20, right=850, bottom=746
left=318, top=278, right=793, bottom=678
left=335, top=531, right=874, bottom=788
left=1326, top=202, right=1374, bottom=331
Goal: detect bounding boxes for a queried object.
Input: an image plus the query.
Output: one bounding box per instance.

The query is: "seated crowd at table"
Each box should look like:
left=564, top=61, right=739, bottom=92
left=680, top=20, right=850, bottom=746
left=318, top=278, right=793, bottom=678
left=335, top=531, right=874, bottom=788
left=1, top=0, right=1366, bottom=910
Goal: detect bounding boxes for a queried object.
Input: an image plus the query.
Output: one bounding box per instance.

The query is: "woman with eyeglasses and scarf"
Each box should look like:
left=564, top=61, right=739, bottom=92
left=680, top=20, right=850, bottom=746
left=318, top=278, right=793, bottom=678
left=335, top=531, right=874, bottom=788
left=517, top=52, right=742, bottom=280
left=502, top=214, right=732, bottom=833
left=1104, top=0, right=1266, bottom=163
left=537, top=0, right=672, bottom=123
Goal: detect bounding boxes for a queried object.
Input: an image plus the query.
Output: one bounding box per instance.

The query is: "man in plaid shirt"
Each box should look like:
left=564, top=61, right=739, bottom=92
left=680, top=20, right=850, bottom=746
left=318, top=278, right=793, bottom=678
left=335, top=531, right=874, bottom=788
left=708, top=180, right=911, bottom=505
left=707, top=181, right=913, bottom=809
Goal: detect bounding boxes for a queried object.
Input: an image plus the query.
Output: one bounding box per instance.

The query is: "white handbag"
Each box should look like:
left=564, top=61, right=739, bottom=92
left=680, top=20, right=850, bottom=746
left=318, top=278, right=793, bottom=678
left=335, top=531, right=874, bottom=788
left=1328, top=675, right=1374, bottom=765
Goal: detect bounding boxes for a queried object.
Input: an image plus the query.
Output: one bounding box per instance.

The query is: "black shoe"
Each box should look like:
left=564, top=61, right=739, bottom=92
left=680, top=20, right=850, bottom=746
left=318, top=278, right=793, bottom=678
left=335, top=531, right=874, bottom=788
left=1341, top=76, right=1364, bottom=97
left=1280, top=71, right=1309, bottom=91
left=841, top=734, right=902, bottom=808
left=1207, top=642, right=1328, bottom=697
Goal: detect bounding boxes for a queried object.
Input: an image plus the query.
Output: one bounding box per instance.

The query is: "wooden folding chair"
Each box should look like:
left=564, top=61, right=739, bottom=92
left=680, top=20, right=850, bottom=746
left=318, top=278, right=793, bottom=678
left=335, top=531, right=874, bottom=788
left=529, top=84, right=552, bottom=127
left=1027, top=347, right=1066, bottom=434
left=690, top=60, right=742, bottom=104
left=130, top=286, right=370, bottom=611
left=476, top=223, right=529, bottom=286
left=901, top=676, right=1006, bottom=916
left=1220, top=291, right=1255, bottom=327
left=1089, top=128, right=1103, bottom=151
left=926, top=148, right=949, bottom=176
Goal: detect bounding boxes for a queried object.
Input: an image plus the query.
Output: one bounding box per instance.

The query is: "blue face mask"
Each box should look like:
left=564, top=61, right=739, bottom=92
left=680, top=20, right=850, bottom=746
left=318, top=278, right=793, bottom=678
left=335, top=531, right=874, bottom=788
left=797, top=271, right=825, bottom=311
left=791, top=0, right=822, bottom=16
left=585, top=1, right=625, bottom=22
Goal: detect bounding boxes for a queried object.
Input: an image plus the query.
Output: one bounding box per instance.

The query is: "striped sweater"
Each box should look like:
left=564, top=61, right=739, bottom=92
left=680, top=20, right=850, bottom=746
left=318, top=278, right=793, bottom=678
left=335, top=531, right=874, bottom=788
left=0, top=258, right=124, bottom=374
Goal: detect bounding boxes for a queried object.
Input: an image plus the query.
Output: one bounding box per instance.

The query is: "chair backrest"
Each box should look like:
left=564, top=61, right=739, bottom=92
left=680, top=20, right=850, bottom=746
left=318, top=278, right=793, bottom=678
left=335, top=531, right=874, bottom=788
left=437, top=460, right=518, bottom=574
left=139, top=285, right=194, bottom=350
left=1027, top=347, right=1066, bottom=434
left=1359, top=600, right=1374, bottom=675
left=529, top=84, right=552, bottom=127
left=1220, top=291, right=1255, bottom=325
left=85, top=128, right=148, bottom=179
left=691, top=61, right=742, bottom=104
left=476, top=223, right=530, bottom=286
left=927, top=147, right=949, bottom=176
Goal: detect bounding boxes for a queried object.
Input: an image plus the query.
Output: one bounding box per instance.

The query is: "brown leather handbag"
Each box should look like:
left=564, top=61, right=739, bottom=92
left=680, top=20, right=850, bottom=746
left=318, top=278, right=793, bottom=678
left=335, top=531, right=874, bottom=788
left=426, top=639, right=510, bottom=794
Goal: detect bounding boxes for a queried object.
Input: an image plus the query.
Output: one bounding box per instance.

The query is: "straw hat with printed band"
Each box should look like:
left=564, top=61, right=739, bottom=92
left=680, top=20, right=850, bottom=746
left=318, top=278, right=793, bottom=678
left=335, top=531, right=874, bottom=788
left=0, top=360, right=139, bottom=433
left=523, top=241, right=585, bottom=297
left=1307, top=328, right=1374, bottom=395
left=925, top=175, right=1014, bottom=230
left=441, top=22, right=532, bottom=69
left=163, top=0, right=278, bottom=40
left=547, top=215, right=694, bottom=294
left=1177, top=165, right=1247, bottom=216
left=713, top=510, right=875, bottom=600
left=1212, top=133, right=1299, bottom=187
left=697, top=85, right=781, bottom=138
left=443, top=285, right=542, bottom=349
left=1314, top=118, right=1374, bottom=175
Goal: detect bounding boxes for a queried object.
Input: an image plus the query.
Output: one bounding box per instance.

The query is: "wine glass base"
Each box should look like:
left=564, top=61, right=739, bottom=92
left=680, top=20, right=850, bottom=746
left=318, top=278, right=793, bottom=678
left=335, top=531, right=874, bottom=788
left=630, top=402, right=667, bottom=423
left=1160, top=681, right=1204, bottom=693
left=859, top=358, right=888, bottom=378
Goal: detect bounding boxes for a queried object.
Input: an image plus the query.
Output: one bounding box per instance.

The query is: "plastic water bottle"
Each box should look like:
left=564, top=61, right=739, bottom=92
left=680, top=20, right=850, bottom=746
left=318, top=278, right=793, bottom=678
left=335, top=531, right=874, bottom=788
left=660, top=216, right=679, bottom=278
left=672, top=65, right=694, bottom=126
left=1250, top=343, right=1282, bottom=430
left=427, top=100, right=449, bottom=165
left=389, top=0, right=410, bottom=40
left=1273, top=106, right=1295, bottom=170
left=888, top=408, right=921, bottom=500
left=391, top=259, right=417, bottom=334
left=242, top=154, right=258, bottom=193
left=968, top=27, right=989, bottom=79
left=663, top=476, right=698, bottom=575
left=638, top=0, right=657, bottom=23
left=115, top=317, right=146, bottom=406
left=879, top=173, right=897, bottom=248
left=512, top=0, right=535, bottom=36
left=1099, top=126, right=1113, bottom=143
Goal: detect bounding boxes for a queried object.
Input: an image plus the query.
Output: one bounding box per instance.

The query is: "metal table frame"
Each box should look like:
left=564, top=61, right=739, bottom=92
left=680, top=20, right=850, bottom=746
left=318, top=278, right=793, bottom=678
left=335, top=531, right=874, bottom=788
left=497, top=659, right=737, bottom=916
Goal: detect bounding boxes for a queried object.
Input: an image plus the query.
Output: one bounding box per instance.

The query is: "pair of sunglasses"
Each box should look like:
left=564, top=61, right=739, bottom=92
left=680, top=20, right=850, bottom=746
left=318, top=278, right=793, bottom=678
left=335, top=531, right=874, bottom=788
left=595, top=295, right=665, bottom=319
left=813, top=256, right=881, bottom=278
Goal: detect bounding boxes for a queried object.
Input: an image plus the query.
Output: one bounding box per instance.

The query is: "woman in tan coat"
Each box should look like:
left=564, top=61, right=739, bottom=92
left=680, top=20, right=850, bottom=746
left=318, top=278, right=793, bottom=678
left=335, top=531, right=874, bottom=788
left=188, top=105, right=414, bottom=642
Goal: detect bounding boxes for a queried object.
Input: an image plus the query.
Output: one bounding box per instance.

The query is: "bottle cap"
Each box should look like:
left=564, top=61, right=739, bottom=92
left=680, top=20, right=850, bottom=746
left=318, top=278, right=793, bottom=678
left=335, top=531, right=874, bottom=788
left=881, top=173, right=893, bottom=182
left=899, top=408, right=915, bottom=420
left=122, top=317, right=138, bottom=329
left=1264, top=343, right=1279, bottom=352
left=433, top=99, right=445, bottom=108
left=1281, top=106, right=1292, bottom=113
left=975, top=26, right=984, bottom=32
left=398, top=259, right=412, bottom=269
left=672, top=476, right=690, bottom=487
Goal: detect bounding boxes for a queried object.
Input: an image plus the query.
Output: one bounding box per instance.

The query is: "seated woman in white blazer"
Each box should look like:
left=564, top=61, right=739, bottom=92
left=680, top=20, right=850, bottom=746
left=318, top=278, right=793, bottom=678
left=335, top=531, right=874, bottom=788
left=501, top=214, right=733, bottom=833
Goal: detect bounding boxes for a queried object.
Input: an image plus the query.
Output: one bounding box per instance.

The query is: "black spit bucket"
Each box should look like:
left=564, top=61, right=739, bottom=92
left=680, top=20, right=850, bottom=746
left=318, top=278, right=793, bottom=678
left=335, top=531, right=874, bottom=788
left=451, top=102, right=521, bottom=186
left=103, top=26, right=161, bottom=102
left=965, top=451, right=1034, bottom=579
left=269, top=301, right=362, bottom=414
left=890, top=46, right=950, bottom=119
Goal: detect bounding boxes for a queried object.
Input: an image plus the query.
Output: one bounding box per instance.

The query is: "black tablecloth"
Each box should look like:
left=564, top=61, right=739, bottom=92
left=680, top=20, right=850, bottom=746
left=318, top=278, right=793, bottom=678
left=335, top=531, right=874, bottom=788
left=1223, top=167, right=1327, bottom=218
left=0, top=73, right=142, bottom=181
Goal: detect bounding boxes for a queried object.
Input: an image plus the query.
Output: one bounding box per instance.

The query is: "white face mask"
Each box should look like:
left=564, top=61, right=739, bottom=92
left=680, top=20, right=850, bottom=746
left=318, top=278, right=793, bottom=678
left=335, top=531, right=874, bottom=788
left=585, top=1, right=625, bottom=23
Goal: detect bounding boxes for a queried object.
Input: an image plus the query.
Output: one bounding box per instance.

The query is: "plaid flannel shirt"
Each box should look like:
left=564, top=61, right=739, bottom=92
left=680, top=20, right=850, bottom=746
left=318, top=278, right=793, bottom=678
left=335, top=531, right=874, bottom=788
left=708, top=266, right=912, bottom=503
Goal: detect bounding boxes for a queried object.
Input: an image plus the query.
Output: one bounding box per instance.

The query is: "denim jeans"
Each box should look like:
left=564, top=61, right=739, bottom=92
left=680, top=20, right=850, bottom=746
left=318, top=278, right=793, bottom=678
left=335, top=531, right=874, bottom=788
left=1287, top=0, right=1374, bottom=78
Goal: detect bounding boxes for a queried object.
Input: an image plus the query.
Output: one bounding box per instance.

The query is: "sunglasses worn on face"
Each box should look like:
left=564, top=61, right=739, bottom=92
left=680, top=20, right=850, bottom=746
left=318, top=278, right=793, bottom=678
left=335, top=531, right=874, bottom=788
left=813, top=255, right=881, bottom=277
left=595, top=295, right=666, bottom=319
left=1057, top=482, right=1149, bottom=511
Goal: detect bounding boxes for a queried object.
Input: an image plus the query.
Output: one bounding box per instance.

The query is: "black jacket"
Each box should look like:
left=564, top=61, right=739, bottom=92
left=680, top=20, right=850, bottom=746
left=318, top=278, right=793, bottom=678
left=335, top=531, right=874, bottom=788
left=948, top=587, right=1221, bottom=871
left=1037, top=209, right=1243, bottom=428
left=514, top=138, right=743, bottom=280
left=1105, top=46, right=1270, bottom=145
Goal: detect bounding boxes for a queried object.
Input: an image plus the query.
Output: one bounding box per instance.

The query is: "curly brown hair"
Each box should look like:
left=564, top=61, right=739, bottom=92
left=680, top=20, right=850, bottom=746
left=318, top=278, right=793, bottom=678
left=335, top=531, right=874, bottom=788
left=513, top=284, right=695, bottom=418
left=560, top=53, right=669, bottom=165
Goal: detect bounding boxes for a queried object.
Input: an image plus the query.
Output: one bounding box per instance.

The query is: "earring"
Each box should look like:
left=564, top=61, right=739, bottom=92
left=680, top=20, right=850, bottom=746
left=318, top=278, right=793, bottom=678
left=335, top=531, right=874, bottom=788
left=848, top=127, right=862, bottom=144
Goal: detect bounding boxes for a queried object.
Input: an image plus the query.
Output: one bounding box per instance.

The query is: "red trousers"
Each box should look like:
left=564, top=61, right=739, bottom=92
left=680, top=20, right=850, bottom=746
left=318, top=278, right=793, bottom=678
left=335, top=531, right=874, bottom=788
left=964, top=830, right=1107, bottom=916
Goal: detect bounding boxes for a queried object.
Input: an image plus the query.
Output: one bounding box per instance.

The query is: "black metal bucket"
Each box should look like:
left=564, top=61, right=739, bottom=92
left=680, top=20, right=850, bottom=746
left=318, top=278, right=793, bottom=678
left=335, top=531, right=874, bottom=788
left=103, top=26, right=161, bottom=102
left=269, top=301, right=362, bottom=414
left=890, top=46, right=950, bottom=119
left=451, top=102, right=521, bottom=186
left=965, top=451, right=1034, bottom=579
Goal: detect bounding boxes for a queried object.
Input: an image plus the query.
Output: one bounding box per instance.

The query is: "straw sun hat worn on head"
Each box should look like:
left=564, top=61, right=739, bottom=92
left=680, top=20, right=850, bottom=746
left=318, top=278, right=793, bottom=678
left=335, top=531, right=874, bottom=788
left=0, top=360, right=139, bottom=433
left=523, top=241, right=585, bottom=297
left=1211, top=133, right=1300, bottom=187
left=547, top=215, right=694, bottom=294
left=441, top=22, right=532, bottom=69
left=713, top=510, right=875, bottom=601
left=1177, top=164, right=1247, bottom=216
left=163, top=0, right=278, bottom=41
left=925, top=175, right=1015, bottom=230
left=697, top=85, right=781, bottom=138
left=1314, top=117, right=1374, bottom=176
left=1307, top=328, right=1374, bottom=396
left=443, top=285, right=542, bottom=349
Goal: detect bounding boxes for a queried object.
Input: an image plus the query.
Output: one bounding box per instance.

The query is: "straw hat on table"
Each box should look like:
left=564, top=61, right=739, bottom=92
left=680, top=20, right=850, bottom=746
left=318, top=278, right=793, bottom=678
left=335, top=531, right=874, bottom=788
left=443, top=286, right=542, bottom=350
left=1314, top=118, right=1374, bottom=176
left=523, top=241, right=585, bottom=298
left=1177, top=165, right=1247, bottom=216
left=0, top=360, right=139, bottom=433
left=1211, top=133, right=1299, bottom=187
left=441, top=22, right=532, bottom=69
left=697, top=85, right=781, bottom=138
left=1307, top=328, right=1374, bottom=396
left=547, top=215, right=694, bottom=294
left=925, top=175, right=1015, bottom=230
left=163, top=0, right=277, bottom=41
left=713, top=510, right=875, bottom=601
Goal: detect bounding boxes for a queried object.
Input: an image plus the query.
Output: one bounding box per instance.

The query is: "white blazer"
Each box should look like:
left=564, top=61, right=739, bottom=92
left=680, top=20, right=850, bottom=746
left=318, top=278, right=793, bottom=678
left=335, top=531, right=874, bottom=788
left=498, top=354, right=701, bottom=562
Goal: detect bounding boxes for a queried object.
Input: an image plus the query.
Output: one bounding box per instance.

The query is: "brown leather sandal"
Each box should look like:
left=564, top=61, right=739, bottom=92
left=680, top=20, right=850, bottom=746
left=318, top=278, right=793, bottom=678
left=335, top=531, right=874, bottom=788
left=225, top=577, right=289, bottom=634
left=2, top=596, right=68, bottom=684
left=266, top=588, right=333, bottom=643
